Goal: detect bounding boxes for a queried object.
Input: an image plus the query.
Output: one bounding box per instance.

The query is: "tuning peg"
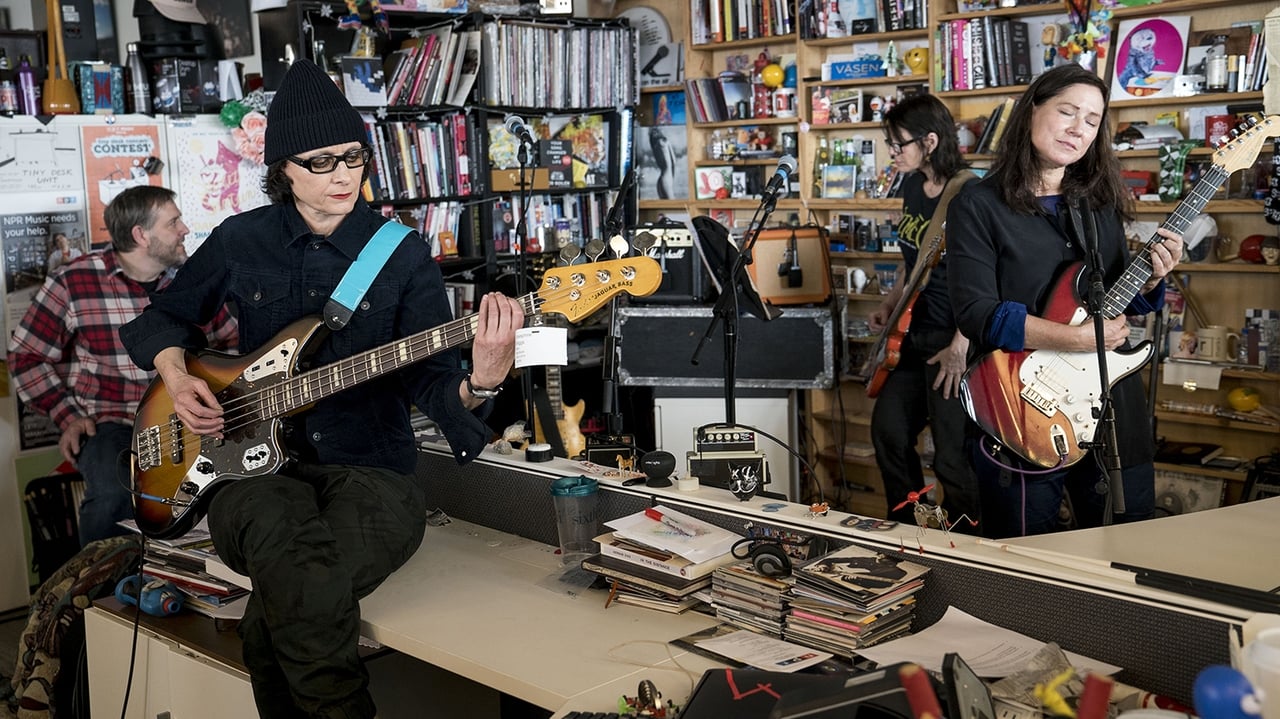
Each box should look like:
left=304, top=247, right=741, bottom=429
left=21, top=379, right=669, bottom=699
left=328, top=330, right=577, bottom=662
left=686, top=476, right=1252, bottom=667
left=632, top=231, right=657, bottom=254
left=559, top=242, right=582, bottom=266
left=609, top=234, right=629, bottom=259
left=584, top=238, right=606, bottom=262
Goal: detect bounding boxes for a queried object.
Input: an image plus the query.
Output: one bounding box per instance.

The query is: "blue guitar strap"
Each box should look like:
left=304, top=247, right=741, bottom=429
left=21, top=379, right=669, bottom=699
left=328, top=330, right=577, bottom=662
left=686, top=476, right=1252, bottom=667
left=324, top=220, right=414, bottom=330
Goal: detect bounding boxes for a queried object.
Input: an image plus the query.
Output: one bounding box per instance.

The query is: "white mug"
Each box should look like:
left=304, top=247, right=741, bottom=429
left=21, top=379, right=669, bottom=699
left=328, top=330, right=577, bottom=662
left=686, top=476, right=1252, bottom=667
left=1195, top=325, right=1241, bottom=362
left=1242, top=627, right=1280, bottom=719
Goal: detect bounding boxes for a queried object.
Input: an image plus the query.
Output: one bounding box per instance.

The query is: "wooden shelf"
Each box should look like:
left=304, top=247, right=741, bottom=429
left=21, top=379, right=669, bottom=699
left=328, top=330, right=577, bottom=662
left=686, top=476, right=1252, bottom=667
left=812, top=199, right=903, bottom=210
left=637, top=199, right=688, bottom=210
left=1153, top=462, right=1250, bottom=483
left=1161, top=364, right=1280, bottom=382
left=1132, top=200, right=1266, bottom=214
left=803, top=29, right=930, bottom=46
left=832, top=250, right=903, bottom=259
left=804, top=76, right=930, bottom=89
left=1154, top=410, right=1280, bottom=434
left=842, top=292, right=889, bottom=302
left=691, top=116, right=800, bottom=129
left=806, top=120, right=887, bottom=131
left=692, top=157, right=785, bottom=167
left=691, top=33, right=798, bottom=51
left=639, top=84, right=684, bottom=94
left=1112, top=91, right=1262, bottom=110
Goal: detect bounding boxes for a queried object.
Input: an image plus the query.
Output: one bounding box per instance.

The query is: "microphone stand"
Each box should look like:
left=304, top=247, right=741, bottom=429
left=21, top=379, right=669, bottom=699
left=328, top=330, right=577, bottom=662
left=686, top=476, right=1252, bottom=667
left=597, top=169, right=636, bottom=440
left=1070, top=197, right=1125, bottom=521
left=691, top=187, right=782, bottom=425
left=514, top=135, right=536, bottom=433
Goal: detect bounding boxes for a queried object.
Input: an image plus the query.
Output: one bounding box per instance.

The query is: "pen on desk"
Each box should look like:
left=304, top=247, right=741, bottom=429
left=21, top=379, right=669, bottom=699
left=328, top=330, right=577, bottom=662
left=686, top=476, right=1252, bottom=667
left=899, top=663, right=943, bottom=719
left=644, top=508, right=696, bottom=537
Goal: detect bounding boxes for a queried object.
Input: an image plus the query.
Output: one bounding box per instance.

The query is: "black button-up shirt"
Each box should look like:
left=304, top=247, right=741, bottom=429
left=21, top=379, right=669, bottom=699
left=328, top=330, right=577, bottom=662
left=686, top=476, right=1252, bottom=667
left=120, top=200, right=490, bottom=474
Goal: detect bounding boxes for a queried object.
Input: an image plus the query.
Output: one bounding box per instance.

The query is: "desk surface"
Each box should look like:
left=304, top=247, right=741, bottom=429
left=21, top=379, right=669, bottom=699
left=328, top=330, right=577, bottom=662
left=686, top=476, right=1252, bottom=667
left=360, top=519, right=722, bottom=716
left=1005, top=497, right=1280, bottom=593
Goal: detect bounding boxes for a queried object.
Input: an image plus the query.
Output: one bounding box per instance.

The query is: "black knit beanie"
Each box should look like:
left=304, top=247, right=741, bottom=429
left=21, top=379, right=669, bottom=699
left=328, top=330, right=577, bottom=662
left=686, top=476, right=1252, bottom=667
left=264, top=59, right=367, bottom=166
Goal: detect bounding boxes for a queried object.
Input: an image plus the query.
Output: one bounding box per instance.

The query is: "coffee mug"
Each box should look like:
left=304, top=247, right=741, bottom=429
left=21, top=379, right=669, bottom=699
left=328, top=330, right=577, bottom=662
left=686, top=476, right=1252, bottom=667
left=1195, top=325, right=1240, bottom=362
left=1242, top=627, right=1280, bottom=719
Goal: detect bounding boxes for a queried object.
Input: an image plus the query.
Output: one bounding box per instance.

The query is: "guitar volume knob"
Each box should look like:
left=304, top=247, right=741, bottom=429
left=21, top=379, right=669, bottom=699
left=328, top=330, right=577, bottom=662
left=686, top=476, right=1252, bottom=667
left=195, top=461, right=214, bottom=474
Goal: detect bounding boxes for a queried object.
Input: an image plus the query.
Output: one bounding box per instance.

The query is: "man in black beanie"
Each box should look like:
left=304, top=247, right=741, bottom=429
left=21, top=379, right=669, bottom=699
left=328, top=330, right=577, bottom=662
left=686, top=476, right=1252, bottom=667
left=121, top=59, right=524, bottom=718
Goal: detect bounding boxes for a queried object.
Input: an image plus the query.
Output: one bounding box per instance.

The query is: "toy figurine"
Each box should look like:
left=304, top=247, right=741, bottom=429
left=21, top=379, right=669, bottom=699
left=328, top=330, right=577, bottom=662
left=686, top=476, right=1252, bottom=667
left=339, top=0, right=390, bottom=35
left=892, top=484, right=977, bottom=551
left=620, top=679, right=677, bottom=717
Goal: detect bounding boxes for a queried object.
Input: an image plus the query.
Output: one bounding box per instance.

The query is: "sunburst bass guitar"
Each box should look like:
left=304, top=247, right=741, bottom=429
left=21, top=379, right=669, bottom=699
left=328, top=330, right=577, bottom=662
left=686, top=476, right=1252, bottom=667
left=959, top=115, right=1279, bottom=468
left=132, top=257, right=661, bottom=540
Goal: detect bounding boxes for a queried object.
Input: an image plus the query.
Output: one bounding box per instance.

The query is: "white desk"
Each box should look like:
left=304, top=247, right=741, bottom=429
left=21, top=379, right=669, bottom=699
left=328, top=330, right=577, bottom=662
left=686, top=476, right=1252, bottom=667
left=360, top=519, right=723, bottom=717
left=1005, top=497, right=1280, bottom=593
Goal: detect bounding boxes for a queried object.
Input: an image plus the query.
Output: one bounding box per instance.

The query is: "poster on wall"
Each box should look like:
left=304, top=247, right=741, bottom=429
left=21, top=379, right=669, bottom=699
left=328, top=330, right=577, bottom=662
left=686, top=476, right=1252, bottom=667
left=165, top=115, right=270, bottom=253
left=1109, top=17, right=1190, bottom=100
left=80, top=123, right=166, bottom=249
left=0, top=117, right=86, bottom=196
left=2, top=199, right=91, bottom=331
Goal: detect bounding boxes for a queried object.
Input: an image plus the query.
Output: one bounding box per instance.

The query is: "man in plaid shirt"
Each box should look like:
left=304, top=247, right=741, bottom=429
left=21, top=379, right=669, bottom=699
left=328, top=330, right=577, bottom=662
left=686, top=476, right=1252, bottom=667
left=8, top=186, right=238, bottom=545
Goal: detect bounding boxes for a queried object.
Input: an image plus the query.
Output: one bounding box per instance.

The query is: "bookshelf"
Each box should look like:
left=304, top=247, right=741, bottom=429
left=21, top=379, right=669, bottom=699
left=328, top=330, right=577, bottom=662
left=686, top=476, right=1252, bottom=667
left=617, top=0, right=1277, bottom=514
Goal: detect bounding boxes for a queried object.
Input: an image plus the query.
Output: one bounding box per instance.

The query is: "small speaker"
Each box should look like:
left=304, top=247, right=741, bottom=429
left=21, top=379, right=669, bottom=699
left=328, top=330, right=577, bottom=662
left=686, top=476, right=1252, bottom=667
left=640, top=450, right=676, bottom=488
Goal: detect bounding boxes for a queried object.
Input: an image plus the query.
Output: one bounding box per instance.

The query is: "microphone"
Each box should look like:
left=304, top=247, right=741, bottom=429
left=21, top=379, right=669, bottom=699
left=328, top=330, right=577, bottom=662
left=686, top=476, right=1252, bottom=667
left=603, top=168, right=637, bottom=241
left=640, top=45, right=670, bottom=76
left=503, top=114, right=535, bottom=146
left=762, top=154, right=796, bottom=200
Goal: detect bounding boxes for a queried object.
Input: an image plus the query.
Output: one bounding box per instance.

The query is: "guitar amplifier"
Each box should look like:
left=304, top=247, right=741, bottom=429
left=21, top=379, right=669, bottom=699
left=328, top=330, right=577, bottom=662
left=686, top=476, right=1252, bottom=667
left=630, top=221, right=711, bottom=304
left=745, top=226, right=832, bottom=306
left=686, top=450, right=770, bottom=491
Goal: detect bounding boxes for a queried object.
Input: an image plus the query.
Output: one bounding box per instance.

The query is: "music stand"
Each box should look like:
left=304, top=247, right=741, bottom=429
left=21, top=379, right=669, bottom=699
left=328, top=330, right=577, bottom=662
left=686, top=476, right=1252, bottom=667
left=691, top=216, right=781, bottom=322
left=690, top=215, right=782, bottom=426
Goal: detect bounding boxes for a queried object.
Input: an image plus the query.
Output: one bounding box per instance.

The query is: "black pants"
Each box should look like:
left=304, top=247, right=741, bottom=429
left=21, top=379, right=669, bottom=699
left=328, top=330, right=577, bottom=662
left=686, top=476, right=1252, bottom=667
left=871, top=332, right=981, bottom=530
left=208, top=464, right=427, bottom=718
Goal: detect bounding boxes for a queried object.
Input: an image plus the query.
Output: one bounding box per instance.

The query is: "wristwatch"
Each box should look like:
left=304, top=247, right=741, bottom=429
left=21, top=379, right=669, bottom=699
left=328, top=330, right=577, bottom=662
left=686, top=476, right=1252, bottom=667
left=465, top=375, right=502, bottom=399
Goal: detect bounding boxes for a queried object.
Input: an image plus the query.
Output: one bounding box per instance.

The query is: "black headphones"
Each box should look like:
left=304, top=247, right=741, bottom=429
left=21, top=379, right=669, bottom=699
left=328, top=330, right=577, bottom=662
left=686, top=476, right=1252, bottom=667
left=732, top=537, right=792, bottom=578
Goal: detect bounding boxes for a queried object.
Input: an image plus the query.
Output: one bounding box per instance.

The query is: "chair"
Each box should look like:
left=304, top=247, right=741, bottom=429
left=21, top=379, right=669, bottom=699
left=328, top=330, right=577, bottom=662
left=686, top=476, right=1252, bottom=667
left=23, top=472, right=85, bottom=585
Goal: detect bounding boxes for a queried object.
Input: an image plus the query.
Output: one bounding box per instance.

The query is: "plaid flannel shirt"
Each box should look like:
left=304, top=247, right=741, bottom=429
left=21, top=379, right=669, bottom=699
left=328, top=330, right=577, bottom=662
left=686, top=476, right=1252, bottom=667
left=7, top=248, right=238, bottom=431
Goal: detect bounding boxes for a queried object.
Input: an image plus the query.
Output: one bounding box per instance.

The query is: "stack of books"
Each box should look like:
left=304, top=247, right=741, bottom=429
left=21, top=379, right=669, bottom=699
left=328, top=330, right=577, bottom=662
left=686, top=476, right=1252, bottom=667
left=124, top=520, right=252, bottom=619
left=709, top=561, right=794, bottom=636
left=784, top=544, right=929, bottom=658
left=579, top=506, right=740, bottom=614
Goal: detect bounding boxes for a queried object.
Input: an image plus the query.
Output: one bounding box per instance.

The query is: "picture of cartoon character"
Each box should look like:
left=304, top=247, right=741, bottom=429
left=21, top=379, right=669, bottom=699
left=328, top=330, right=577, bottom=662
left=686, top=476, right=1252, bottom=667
left=1118, top=27, right=1163, bottom=90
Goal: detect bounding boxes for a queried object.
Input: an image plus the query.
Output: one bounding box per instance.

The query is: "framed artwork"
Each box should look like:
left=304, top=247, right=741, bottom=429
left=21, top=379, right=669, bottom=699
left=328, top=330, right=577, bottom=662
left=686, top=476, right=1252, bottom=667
left=1109, top=17, right=1190, bottom=100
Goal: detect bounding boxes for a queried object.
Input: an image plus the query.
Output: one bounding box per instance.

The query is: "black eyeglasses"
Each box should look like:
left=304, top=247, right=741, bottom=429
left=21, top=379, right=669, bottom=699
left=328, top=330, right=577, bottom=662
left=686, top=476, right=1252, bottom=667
left=884, top=136, right=924, bottom=153
left=287, top=147, right=373, bottom=174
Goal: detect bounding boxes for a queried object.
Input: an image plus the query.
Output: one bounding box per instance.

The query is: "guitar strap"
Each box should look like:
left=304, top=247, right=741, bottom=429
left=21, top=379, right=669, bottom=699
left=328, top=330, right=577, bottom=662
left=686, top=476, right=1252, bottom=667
left=324, top=220, right=414, bottom=330
left=922, top=170, right=977, bottom=248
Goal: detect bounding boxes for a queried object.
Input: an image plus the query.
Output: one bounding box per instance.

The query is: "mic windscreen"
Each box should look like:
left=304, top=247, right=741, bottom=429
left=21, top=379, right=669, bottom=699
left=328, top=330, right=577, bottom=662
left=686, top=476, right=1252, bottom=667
left=776, top=154, right=797, bottom=178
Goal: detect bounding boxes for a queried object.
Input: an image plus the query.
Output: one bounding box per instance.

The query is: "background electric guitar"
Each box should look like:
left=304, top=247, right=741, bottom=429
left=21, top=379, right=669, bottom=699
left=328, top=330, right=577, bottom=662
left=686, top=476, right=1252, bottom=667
left=131, top=257, right=660, bottom=539
left=856, top=233, right=944, bottom=397
left=533, top=362, right=587, bottom=459
left=959, top=115, right=1279, bottom=468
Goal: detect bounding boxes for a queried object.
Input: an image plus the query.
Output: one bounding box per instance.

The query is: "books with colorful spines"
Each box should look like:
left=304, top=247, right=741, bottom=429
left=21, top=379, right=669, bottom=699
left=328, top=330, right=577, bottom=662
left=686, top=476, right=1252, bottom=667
left=786, top=597, right=917, bottom=637
left=596, top=531, right=737, bottom=580
left=985, top=96, right=1016, bottom=153
left=580, top=553, right=711, bottom=597
left=793, top=544, right=929, bottom=612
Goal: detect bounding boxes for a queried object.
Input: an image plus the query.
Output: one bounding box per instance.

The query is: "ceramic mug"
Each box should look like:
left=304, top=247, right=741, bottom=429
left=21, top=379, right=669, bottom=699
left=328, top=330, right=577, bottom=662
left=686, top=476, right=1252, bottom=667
left=1195, top=325, right=1240, bottom=362
left=1242, top=627, right=1280, bottom=719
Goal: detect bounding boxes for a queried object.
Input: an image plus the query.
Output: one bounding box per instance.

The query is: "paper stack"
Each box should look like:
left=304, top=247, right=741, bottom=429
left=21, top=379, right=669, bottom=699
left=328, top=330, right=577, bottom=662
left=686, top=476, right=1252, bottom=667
left=709, top=561, right=794, bottom=636
left=579, top=506, right=741, bottom=613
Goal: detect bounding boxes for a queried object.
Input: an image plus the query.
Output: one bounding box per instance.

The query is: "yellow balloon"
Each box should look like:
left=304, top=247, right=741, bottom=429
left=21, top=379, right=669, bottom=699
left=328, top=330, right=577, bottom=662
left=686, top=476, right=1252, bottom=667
left=761, top=63, right=784, bottom=88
